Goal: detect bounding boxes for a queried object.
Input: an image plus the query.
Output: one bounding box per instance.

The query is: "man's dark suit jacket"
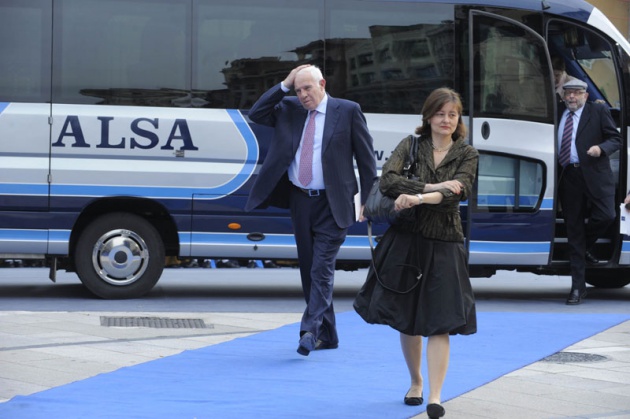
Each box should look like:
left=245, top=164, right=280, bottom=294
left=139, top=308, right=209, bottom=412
left=559, top=101, right=621, bottom=198
left=245, top=84, right=376, bottom=229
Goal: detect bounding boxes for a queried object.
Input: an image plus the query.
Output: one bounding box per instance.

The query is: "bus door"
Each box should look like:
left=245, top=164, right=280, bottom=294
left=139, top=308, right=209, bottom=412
left=467, top=11, right=556, bottom=270
left=0, top=1, right=52, bottom=255
left=546, top=18, right=629, bottom=284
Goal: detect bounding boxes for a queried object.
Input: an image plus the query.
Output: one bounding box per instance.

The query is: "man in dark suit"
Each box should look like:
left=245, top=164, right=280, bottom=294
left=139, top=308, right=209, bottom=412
left=245, top=64, right=376, bottom=355
left=557, top=78, right=621, bottom=305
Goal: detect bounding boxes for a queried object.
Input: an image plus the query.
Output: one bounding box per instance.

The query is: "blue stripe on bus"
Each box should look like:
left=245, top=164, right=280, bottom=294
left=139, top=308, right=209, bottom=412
left=48, top=184, right=232, bottom=198
left=469, top=241, right=551, bottom=253
left=540, top=198, right=552, bottom=210
left=2, top=182, right=235, bottom=198
left=187, top=234, right=552, bottom=254
left=187, top=232, right=373, bottom=247
left=49, top=230, right=71, bottom=242
left=0, top=102, right=8, bottom=115
left=0, top=229, right=48, bottom=241
left=189, top=232, right=294, bottom=246
left=224, top=109, right=259, bottom=191
left=477, top=196, right=553, bottom=210
left=0, top=184, right=49, bottom=195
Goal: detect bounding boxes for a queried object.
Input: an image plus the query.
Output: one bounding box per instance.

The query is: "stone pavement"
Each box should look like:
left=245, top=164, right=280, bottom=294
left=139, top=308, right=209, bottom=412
left=426, top=319, right=630, bottom=419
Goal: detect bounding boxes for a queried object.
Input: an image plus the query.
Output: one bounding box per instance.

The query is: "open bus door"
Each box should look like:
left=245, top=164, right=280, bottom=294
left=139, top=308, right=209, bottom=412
left=466, top=11, right=557, bottom=276
left=546, top=18, right=630, bottom=288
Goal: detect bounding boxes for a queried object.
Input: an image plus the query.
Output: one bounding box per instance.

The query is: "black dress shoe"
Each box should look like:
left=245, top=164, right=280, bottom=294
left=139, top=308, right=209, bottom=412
left=297, top=332, right=315, bottom=356
left=403, top=390, right=423, bottom=406
left=426, top=403, right=445, bottom=418
left=314, top=340, right=339, bottom=350
left=566, top=288, right=587, bottom=305
left=585, top=251, right=599, bottom=265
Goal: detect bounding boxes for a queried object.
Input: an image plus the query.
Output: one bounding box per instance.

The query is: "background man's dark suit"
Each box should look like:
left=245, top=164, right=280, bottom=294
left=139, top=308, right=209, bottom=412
left=558, top=100, right=621, bottom=303
left=245, top=74, right=376, bottom=353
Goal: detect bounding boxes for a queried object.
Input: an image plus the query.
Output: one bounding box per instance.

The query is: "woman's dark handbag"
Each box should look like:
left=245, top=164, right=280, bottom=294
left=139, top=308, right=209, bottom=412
left=363, top=181, right=398, bottom=224
left=362, top=135, right=422, bottom=294
left=363, top=135, right=418, bottom=225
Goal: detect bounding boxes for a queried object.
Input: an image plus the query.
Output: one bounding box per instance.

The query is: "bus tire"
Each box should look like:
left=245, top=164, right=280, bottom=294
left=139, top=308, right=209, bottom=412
left=586, top=270, right=630, bottom=289
left=75, top=212, right=165, bottom=299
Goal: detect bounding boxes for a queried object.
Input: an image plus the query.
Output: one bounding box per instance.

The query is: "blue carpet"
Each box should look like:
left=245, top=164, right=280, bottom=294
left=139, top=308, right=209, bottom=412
left=1, top=312, right=628, bottom=419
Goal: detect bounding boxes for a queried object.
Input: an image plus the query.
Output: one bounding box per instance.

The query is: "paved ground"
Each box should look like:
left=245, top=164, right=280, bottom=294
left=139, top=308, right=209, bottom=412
left=1, top=268, right=629, bottom=418
left=433, top=320, right=630, bottom=419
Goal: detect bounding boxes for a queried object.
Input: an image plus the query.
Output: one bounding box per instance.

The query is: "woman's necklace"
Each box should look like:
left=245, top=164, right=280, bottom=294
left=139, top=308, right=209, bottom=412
left=431, top=139, right=453, bottom=153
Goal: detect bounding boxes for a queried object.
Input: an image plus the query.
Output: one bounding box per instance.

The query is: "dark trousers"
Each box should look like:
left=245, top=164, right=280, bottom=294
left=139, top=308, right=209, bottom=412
left=290, top=187, right=347, bottom=345
left=559, top=165, right=615, bottom=291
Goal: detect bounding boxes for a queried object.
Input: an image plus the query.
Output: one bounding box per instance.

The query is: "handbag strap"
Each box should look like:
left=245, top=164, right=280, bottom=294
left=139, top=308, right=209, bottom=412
left=402, top=135, right=419, bottom=177
left=367, top=222, right=422, bottom=295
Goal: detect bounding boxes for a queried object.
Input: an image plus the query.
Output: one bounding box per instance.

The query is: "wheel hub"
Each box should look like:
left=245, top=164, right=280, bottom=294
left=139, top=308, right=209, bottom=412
left=92, top=229, right=149, bottom=286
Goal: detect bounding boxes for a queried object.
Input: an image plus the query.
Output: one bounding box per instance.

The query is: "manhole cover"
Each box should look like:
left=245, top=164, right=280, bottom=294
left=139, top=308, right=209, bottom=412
left=100, top=316, right=209, bottom=329
left=542, top=352, right=608, bottom=363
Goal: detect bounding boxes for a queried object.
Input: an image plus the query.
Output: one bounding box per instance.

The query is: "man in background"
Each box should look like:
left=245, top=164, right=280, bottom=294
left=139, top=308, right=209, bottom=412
left=557, top=78, right=621, bottom=305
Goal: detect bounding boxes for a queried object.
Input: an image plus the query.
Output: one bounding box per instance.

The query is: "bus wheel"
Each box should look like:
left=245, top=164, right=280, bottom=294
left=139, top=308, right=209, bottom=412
left=586, top=270, right=630, bottom=289
left=75, top=212, right=165, bottom=299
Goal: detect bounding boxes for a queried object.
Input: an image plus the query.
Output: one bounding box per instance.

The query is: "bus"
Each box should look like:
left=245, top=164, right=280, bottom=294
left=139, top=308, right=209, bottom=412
left=1, top=0, right=629, bottom=298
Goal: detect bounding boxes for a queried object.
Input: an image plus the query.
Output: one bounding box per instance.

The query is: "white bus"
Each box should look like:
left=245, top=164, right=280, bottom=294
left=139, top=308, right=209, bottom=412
left=1, top=0, right=629, bottom=298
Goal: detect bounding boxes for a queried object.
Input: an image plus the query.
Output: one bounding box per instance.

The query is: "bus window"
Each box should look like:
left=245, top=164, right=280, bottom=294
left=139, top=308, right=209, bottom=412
left=574, top=31, right=622, bottom=183
left=52, top=0, right=190, bottom=106
left=0, top=0, right=51, bottom=103
left=327, top=0, right=454, bottom=114
left=477, top=154, right=545, bottom=211
left=474, top=16, right=552, bottom=121
left=193, top=0, right=321, bottom=110
left=548, top=22, right=620, bottom=109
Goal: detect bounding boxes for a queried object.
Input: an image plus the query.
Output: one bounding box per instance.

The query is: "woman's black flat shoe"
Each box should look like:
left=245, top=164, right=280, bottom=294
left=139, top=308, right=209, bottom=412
left=426, top=403, right=445, bottom=418
left=403, top=391, right=423, bottom=406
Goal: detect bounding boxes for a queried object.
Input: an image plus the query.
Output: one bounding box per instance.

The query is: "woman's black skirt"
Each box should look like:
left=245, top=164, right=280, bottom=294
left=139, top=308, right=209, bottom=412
left=354, top=227, right=477, bottom=337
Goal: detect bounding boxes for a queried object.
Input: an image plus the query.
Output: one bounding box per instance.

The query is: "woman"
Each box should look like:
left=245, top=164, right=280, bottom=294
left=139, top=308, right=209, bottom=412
left=354, top=88, right=478, bottom=419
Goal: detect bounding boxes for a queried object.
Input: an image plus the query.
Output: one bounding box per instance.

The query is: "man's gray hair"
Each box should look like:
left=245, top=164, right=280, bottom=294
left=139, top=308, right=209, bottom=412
left=299, top=65, right=324, bottom=83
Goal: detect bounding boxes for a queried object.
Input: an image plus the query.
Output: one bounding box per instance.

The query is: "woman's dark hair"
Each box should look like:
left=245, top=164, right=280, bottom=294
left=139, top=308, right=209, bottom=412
left=415, top=88, right=467, bottom=141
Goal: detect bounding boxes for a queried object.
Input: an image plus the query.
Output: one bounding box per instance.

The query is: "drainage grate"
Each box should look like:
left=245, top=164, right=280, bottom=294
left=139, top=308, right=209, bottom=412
left=542, top=352, right=608, bottom=363
left=100, top=316, right=209, bottom=329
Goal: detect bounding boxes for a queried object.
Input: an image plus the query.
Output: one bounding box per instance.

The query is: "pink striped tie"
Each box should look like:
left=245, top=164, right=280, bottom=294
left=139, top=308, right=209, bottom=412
left=559, top=111, right=574, bottom=167
left=298, top=111, right=317, bottom=186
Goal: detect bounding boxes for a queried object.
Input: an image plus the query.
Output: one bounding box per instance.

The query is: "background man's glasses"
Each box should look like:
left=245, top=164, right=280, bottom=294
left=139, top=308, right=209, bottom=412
left=564, top=90, right=585, bottom=97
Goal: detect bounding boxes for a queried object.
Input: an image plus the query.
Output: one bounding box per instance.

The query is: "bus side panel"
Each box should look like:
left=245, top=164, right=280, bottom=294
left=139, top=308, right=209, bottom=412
left=49, top=105, right=261, bottom=257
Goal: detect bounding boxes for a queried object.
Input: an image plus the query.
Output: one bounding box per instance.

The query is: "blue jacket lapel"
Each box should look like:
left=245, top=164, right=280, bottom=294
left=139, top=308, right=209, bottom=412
left=322, top=96, right=340, bottom=154
left=576, top=102, right=591, bottom=139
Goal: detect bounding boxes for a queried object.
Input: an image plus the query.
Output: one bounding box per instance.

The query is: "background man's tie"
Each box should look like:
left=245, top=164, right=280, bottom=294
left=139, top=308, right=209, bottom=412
left=559, top=111, right=574, bottom=167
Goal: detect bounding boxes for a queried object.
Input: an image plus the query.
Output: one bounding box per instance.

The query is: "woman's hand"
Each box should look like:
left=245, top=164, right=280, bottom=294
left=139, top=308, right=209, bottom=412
left=394, top=194, right=422, bottom=211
